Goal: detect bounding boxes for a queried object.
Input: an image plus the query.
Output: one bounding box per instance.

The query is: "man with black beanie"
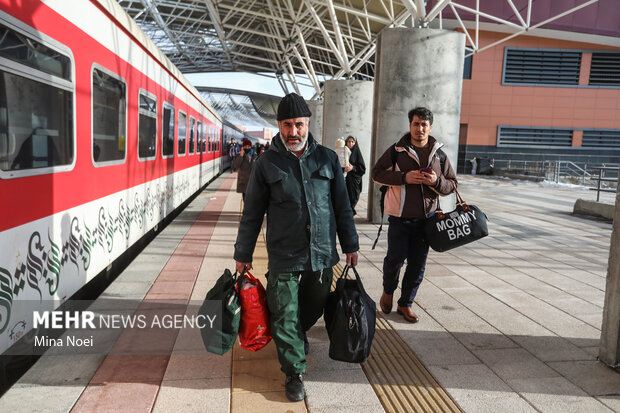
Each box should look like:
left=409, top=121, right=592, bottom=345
left=234, top=93, right=359, bottom=402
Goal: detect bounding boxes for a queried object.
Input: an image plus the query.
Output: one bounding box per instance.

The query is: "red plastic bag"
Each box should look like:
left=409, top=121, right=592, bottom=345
left=237, top=271, right=272, bottom=351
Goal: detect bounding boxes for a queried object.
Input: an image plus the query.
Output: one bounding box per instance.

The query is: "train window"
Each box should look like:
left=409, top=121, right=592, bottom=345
left=206, top=127, right=209, bottom=152
left=204, top=124, right=208, bottom=153
left=92, top=66, right=126, bottom=165
left=189, top=116, right=195, bottom=154
left=202, top=125, right=211, bottom=152
left=138, top=90, right=157, bottom=160
left=209, top=128, right=214, bottom=152
left=0, top=21, right=74, bottom=178
left=197, top=121, right=203, bottom=153
left=162, top=103, right=174, bottom=158
left=203, top=124, right=208, bottom=153
left=0, top=22, right=71, bottom=81
left=178, top=110, right=186, bottom=156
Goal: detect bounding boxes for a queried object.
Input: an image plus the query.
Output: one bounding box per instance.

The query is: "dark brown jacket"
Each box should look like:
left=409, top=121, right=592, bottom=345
left=372, top=134, right=457, bottom=218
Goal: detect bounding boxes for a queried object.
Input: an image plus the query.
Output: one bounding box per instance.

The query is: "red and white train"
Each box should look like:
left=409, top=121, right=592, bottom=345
left=0, top=0, right=229, bottom=353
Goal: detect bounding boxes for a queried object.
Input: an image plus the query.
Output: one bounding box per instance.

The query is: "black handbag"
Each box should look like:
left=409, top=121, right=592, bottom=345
left=323, top=266, right=376, bottom=363
left=199, top=268, right=242, bottom=355
left=424, top=189, right=488, bottom=252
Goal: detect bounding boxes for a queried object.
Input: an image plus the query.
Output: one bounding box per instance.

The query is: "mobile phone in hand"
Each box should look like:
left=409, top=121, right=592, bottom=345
left=419, top=167, right=432, bottom=173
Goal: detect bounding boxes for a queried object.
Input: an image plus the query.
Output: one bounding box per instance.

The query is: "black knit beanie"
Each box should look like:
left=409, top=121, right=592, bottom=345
left=277, top=93, right=312, bottom=121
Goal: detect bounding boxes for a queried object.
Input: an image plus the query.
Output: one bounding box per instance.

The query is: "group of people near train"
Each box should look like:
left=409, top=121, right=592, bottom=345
left=231, top=93, right=457, bottom=402
left=228, top=138, right=269, bottom=173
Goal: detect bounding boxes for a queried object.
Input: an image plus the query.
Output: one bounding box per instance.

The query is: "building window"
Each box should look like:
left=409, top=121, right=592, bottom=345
left=503, top=48, right=581, bottom=86
left=0, top=22, right=74, bottom=176
left=162, top=103, right=174, bottom=157
left=92, top=67, right=126, bottom=164
left=497, top=126, right=573, bottom=147
left=178, top=111, right=186, bottom=156
left=463, top=54, right=472, bottom=79
left=138, top=91, right=157, bottom=160
left=589, top=52, right=620, bottom=86
left=582, top=129, right=620, bottom=148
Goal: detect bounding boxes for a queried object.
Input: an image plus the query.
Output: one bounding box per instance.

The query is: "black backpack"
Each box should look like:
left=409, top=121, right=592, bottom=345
left=371, top=145, right=446, bottom=249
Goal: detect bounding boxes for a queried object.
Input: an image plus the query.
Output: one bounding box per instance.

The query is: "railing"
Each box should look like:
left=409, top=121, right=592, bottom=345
left=591, top=166, right=619, bottom=202
left=491, top=159, right=608, bottom=184
left=545, top=161, right=594, bottom=185
left=486, top=158, right=618, bottom=201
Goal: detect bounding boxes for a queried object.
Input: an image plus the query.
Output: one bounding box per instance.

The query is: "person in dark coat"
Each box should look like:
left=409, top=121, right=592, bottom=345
left=343, top=135, right=366, bottom=215
left=234, top=93, right=359, bottom=403
left=228, top=138, right=240, bottom=171
left=232, top=139, right=256, bottom=200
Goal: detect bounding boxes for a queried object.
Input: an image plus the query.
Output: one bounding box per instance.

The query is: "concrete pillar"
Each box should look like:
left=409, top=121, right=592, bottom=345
left=369, top=28, right=465, bottom=223
left=599, top=169, right=620, bottom=367
left=322, top=79, right=374, bottom=194
left=306, top=99, right=323, bottom=145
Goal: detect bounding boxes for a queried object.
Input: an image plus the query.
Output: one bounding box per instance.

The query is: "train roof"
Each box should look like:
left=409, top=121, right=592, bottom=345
left=93, top=0, right=221, bottom=123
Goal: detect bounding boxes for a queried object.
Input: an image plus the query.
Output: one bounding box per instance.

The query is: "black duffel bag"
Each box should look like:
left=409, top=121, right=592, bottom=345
left=424, top=189, right=488, bottom=252
left=323, top=266, right=376, bottom=363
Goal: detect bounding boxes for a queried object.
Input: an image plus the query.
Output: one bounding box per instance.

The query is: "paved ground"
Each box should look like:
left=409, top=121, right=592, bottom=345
left=1, top=173, right=619, bottom=412
left=355, top=175, right=620, bottom=412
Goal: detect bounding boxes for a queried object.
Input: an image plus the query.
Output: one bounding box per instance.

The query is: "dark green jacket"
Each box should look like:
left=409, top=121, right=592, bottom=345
left=234, top=132, right=359, bottom=273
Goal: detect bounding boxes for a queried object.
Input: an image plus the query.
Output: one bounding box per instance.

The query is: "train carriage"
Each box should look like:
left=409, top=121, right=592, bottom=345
left=0, top=0, right=225, bottom=353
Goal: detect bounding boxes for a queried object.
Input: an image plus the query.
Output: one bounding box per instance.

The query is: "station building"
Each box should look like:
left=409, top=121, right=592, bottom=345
left=437, top=3, right=620, bottom=173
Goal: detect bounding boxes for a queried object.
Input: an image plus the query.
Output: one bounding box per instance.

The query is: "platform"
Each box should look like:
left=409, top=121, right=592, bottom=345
left=1, top=172, right=619, bottom=412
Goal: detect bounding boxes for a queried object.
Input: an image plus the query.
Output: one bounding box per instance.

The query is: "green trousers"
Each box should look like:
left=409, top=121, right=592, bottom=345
left=265, top=268, right=333, bottom=375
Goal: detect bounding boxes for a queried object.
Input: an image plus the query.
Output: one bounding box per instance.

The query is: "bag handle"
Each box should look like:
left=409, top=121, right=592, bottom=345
left=454, top=187, right=470, bottom=211
left=434, top=181, right=469, bottom=218
left=243, top=270, right=259, bottom=283
left=233, top=267, right=249, bottom=292
left=340, top=265, right=370, bottom=297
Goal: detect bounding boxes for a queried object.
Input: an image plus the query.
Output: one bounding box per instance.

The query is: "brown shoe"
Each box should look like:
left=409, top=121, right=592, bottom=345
left=396, top=306, right=419, bottom=323
left=380, top=292, right=393, bottom=314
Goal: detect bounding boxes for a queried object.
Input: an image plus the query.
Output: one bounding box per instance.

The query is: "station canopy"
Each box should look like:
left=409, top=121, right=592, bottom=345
left=117, top=0, right=612, bottom=123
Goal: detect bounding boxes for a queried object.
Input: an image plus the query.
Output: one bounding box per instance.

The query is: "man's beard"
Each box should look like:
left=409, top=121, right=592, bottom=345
left=282, top=132, right=308, bottom=152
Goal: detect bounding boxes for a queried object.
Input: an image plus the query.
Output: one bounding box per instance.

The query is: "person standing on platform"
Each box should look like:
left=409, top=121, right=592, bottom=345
left=234, top=93, right=359, bottom=402
left=371, top=107, right=457, bottom=323
left=233, top=139, right=256, bottom=201
left=343, top=135, right=366, bottom=215
left=228, top=138, right=240, bottom=171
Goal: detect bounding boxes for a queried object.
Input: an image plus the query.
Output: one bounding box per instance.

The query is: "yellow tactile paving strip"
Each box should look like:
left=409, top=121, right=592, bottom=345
left=332, top=263, right=462, bottom=413
left=230, top=205, right=307, bottom=412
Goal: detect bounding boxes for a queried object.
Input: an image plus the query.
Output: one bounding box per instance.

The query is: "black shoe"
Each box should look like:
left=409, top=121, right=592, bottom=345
left=303, top=333, right=309, bottom=355
left=285, top=373, right=305, bottom=402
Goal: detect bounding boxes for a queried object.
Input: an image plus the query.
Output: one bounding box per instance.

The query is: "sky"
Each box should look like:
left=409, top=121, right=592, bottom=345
left=185, top=72, right=322, bottom=131
left=185, top=72, right=318, bottom=100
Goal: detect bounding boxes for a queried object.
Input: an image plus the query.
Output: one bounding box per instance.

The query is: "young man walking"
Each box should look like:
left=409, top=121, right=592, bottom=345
left=372, top=107, right=457, bottom=323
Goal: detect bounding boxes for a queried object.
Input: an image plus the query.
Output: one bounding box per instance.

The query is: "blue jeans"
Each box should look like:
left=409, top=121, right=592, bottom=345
left=383, top=215, right=429, bottom=307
